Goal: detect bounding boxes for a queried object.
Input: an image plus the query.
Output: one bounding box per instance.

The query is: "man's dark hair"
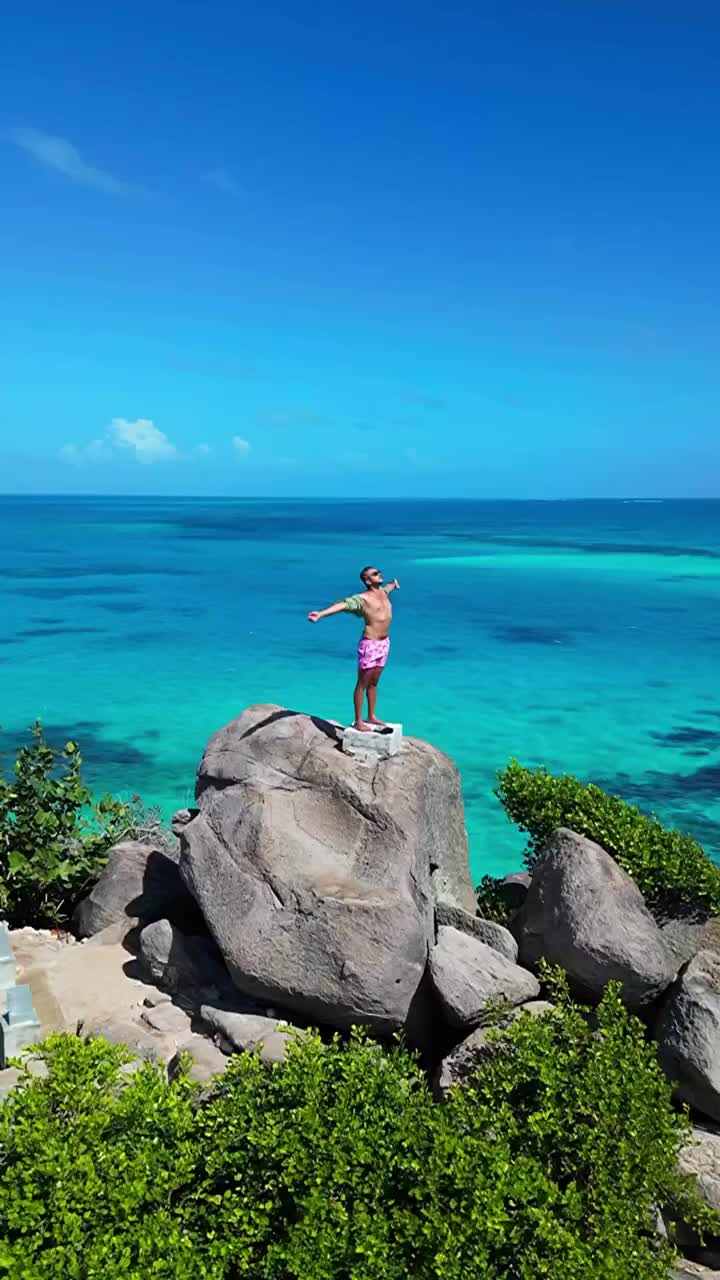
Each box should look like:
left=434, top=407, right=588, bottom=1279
left=360, top=566, right=374, bottom=585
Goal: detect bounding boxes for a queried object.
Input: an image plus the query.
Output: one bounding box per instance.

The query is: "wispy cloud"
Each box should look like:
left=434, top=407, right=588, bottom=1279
left=61, top=418, right=181, bottom=465
left=11, top=127, right=143, bottom=197
left=203, top=167, right=242, bottom=194
left=232, top=436, right=251, bottom=456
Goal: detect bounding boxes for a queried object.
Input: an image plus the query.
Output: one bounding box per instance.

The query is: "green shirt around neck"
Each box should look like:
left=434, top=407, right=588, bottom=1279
left=343, top=585, right=391, bottom=616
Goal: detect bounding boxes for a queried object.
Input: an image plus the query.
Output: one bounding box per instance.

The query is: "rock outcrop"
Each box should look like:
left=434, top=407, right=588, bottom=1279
left=655, top=951, right=720, bottom=1122
left=428, top=925, right=540, bottom=1029
left=516, top=828, right=677, bottom=1008
left=73, top=839, right=198, bottom=940
left=179, top=704, right=474, bottom=1033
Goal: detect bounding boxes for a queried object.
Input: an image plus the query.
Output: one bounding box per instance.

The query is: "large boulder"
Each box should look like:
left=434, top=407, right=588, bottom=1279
left=73, top=840, right=199, bottom=939
left=179, top=704, right=472, bottom=1032
left=429, top=925, right=540, bottom=1030
left=655, top=951, right=720, bottom=1122
left=516, top=828, right=677, bottom=1008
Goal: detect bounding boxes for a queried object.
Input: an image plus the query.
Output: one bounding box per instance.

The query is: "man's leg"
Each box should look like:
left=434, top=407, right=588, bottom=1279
left=353, top=669, right=372, bottom=730
left=366, top=669, right=385, bottom=725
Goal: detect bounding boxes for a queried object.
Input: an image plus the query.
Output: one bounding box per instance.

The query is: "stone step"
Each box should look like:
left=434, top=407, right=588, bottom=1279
left=342, top=723, right=403, bottom=760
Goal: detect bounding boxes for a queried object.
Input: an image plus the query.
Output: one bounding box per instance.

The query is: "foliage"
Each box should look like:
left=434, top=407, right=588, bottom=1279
left=0, top=988, right=713, bottom=1279
left=475, top=872, right=513, bottom=924
left=0, top=722, right=154, bottom=928
left=494, top=757, right=720, bottom=916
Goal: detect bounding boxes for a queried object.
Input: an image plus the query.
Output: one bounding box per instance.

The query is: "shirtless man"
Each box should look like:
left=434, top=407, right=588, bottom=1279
left=307, top=566, right=400, bottom=730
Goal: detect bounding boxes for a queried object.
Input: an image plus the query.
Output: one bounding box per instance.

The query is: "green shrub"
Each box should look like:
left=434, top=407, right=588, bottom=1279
left=0, top=722, right=153, bottom=928
left=0, top=989, right=712, bottom=1279
left=492, top=758, right=720, bottom=916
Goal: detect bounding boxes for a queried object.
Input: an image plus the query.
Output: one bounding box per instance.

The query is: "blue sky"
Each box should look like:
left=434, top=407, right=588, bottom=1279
left=2, top=1, right=719, bottom=497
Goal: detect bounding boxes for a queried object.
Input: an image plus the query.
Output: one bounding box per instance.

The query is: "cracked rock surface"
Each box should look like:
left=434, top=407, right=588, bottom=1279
left=180, top=703, right=473, bottom=1032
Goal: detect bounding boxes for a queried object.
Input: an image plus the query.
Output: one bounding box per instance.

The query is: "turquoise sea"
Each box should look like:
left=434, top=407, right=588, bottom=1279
left=2, top=496, right=720, bottom=881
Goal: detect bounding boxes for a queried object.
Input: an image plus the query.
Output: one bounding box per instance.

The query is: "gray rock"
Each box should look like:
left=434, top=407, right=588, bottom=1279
left=435, top=900, right=518, bottom=962
left=516, top=828, right=677, bottom=1008
left=169, top=1034, right=230, bottom=1083
left=171, top=808, right=198, bottom=838
left=429, top=925, right=540, bottom=1030
left=199, top=1007, right=284, bottom=1053
left=143, top=992, right=172, bottom=1009
left=84, top=1018, right=167, bottom=1062
left=435, top=1000, right=554, bottom=1096
left=0, top=1057, right=48, bottom=1100
left=73, top=840, right=197, bottom=938
left=660, top=919, right=720, bottom=971
left=679, top=1125, right=720, bottom=1213
left=82, top=918, right=142, bottom=949
left=138, top=919, right=232, bottom=998
left=256, top=1028, right=295, bottom=1066
left=655, top=951, right=720, bottom=1122
left=199, top=1006, right=300, bottom=1064
left=675, top=1264, right=720, bottom=1279
left=180, top=704, right=474, bottom=1031
left=141, top=1002, right=194, bottom=1038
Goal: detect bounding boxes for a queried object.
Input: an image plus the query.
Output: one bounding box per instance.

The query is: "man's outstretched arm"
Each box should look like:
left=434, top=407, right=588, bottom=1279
left=307, top=600, right=350, bottom=623
left=383, top=578, right=400, bottom=594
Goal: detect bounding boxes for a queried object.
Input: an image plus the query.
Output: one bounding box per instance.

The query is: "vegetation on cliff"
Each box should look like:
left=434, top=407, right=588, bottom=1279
left=0, top=980, right=713, bottom=1279
left=0, top=723, right=159, bottom=928
left=478, top=759, right=720, bottom=920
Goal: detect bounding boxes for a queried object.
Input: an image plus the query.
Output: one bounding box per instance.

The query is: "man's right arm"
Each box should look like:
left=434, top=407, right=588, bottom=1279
left=307, top=600, right=352, bottom=623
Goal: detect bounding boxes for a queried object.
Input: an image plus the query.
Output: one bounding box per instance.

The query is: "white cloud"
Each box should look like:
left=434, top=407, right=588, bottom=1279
left=232, top=436, right=251, bottom=456
left=12, top=127, right=142, bottom=197
left=203, top=167, right=242, bottom=194
left=60, top=418, right=185, bottom=466
left=110, top=417, right=176, bottom=462
left=193, top=442, right=213, bottom=457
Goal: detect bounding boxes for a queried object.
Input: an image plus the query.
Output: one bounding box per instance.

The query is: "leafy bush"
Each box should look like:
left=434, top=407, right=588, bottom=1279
left=491, top=758, right=720, bottom=917
left=474, top=872, right=513, bottom=924
left=0, top=986, right=713, bottom=1279
left=0, top=722, right=154, bottom=928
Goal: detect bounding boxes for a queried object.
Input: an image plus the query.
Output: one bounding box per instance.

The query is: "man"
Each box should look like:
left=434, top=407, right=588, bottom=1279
left=308, top=566, right=400, bottom=730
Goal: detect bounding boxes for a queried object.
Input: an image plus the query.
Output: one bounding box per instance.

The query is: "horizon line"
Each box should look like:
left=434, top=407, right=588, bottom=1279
left=1, top=493, right=720, bottom=503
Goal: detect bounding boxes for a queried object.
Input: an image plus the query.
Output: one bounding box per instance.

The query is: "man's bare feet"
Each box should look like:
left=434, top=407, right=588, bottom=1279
left=352, top=720, right=372, bottom=732
left=366, top=717, right=386, bottom=727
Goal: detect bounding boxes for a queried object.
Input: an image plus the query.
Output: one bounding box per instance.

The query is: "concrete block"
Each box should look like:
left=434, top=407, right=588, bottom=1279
left=0, top=984, right=42, bottom=1067
left=0, top=924, right=16, bottom=992
left=342, top=723, right=403, bottom=761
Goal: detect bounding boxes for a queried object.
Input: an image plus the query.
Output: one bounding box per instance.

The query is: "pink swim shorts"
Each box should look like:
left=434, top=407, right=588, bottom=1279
left=357, top=636, right=390, bottom=671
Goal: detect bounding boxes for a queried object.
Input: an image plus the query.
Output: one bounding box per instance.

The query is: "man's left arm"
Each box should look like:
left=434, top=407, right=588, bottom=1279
left=383, top=579, right=400, bottom=595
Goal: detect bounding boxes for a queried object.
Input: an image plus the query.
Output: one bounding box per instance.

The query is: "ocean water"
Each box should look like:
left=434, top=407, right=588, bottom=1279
left=1, top=495, right=720, bottom=882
